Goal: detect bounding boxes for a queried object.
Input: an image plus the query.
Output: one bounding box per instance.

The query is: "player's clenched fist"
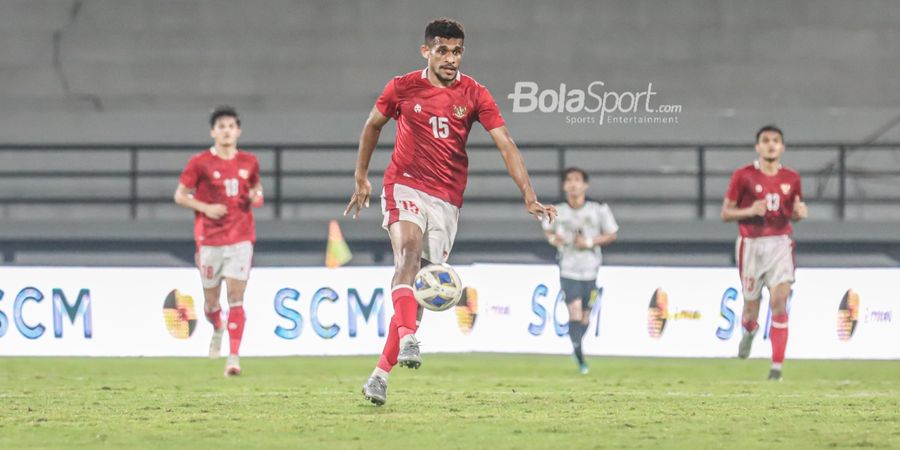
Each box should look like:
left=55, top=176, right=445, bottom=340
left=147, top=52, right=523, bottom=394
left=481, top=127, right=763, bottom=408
left=204, top=203, right=227, bottom=220
left=547, top=232, right=565, bottom=247
left=792, top=195, right=808, bottom=221
left=749, top=199, right=767, bottom=217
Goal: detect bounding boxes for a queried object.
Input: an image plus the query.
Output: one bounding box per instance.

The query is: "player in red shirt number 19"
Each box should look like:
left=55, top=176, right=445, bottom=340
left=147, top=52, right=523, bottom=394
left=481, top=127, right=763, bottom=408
left=344, top=18, right=556, bottom=405
left=174, top=106, right=263, bottom=377
left=721, top=125, right=808, bottom=381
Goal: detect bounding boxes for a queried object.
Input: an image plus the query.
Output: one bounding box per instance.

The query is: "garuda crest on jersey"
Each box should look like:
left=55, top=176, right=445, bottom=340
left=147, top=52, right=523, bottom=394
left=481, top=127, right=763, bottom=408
left=780, top=183, right=791, bottom=195
left=452, top=105, right=467, bottom=119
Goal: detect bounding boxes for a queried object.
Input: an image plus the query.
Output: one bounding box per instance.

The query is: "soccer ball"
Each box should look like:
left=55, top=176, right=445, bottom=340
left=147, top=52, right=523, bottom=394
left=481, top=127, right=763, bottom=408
left=413, top=264, right=463, bottom=312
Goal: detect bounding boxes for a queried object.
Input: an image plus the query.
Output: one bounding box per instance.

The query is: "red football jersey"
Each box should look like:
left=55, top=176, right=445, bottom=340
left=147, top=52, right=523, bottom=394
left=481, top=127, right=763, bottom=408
left=376, top=68, right=506, bottom=207
left=725, top=161, right=802, bottom=238
left=179, top=148, right=260, bottom=247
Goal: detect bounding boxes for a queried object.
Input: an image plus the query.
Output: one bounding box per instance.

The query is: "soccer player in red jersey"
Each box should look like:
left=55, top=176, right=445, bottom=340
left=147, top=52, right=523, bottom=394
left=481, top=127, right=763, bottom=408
left=344, top=18, right=556, bottom=405
left=174, top=105, right=263, bottom=377
left=721, top=125, right=808, bottom=381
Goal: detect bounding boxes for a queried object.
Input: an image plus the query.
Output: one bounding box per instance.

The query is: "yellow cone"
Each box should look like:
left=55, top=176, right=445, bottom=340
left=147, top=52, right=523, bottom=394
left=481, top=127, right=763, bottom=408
left=325, top=220, right=352, bottom=268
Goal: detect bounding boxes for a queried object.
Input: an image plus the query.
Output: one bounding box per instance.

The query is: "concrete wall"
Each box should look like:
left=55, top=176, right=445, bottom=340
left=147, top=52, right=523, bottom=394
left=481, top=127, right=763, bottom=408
left=2, top=0, right=899, bottom=226
left=2, top=0, right=900, bottom=143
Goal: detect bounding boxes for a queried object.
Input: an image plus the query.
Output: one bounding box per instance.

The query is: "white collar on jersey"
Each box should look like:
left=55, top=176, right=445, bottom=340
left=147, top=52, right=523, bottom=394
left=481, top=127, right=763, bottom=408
left=210, top=146, right=238, bottom=159
left=753, top=160, right=782, bottom=171
left=421, top=67, right=462, bottom=81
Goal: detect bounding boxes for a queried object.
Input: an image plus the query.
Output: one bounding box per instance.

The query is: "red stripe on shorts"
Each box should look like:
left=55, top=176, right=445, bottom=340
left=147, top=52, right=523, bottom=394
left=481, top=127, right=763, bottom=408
left=384, top=184, right=400, bottom=226
left=790, top=238, right=796, bottom=274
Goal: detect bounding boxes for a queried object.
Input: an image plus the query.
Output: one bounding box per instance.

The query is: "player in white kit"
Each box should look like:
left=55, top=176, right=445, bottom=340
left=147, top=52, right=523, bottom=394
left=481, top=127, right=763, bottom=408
left=544, top=168, right=618, bottom=374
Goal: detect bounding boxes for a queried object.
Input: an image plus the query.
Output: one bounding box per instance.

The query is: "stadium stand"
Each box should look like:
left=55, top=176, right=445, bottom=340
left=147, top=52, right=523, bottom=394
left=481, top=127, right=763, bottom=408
left=1, top=0, right=899, bottom=266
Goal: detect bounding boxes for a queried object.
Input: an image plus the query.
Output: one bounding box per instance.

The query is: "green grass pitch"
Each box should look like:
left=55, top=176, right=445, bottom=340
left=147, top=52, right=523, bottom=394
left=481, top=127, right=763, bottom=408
left=2, top=355, right=898, bottom=449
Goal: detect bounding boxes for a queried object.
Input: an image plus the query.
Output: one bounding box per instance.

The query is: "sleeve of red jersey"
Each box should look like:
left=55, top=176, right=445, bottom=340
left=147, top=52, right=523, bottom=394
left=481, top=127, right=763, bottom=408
left=249, top=156, right=261, bottom=186
left=179, top=156, right=200, bottom=189
left=724, top=169, right=742, bottom=202
left=374, top=78, right=401, bottom=119
left=476, top=86, right=506, bottom=131
left=795, top=175, right=803, bottom=200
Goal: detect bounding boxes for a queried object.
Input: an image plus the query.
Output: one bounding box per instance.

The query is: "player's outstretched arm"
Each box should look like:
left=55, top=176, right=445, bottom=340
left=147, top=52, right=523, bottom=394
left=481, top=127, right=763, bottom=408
left=174, top=183, right=226, bottom=220
left=344, top=106, right=390, bottom=219
left=720, top=198, right=765, bottom=222
left=488, top=126, right=557, bottom=223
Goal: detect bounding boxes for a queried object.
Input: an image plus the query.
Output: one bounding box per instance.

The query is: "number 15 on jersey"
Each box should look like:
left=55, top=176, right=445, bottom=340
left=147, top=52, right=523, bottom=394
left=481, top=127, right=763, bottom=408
left=429, top=116, right=449, bottom=139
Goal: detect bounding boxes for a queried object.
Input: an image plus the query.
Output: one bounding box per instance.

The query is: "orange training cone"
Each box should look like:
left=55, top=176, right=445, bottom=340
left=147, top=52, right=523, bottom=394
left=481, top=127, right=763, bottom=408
left=325, top=220, right=352, bottom=268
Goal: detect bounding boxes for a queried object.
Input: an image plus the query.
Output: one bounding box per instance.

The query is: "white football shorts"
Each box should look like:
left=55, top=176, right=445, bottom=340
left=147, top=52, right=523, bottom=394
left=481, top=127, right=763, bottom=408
left=735, top=235, right=795, bottom=301
left=195, top=241, right=254, bottom=289
left=381, top=183, right=459, bottom=264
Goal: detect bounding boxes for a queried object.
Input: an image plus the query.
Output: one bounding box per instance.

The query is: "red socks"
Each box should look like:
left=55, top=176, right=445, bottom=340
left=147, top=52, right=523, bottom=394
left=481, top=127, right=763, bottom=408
left=392, top=286, right=418, bottom=339
left=377, top=316, right=400, bottom=372
left=205, top=307, right=223, bottom=330
left=742, top=317, right=758, bottom=333
left=770, top=313, right=788, bottom=365
left=376, top=286, right=418, bottom=372
left=227, top=306, right=246, bottom=356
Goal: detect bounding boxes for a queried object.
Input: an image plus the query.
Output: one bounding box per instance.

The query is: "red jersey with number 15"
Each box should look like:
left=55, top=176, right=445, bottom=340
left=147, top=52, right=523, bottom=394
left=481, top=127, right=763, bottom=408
left=179, top=148, right=260, bottom=247
left=376, top=68, right=506, bottom=207
left=725, top=161, right=802, bottom=238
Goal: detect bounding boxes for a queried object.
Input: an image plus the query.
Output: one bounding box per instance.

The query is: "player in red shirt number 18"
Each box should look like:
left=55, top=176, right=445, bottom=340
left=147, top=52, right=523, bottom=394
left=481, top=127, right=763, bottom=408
left=721, top=125, right=808, bottom=381
left=174, top=106, right=263, bottom=377
left=344, top=18, right=557, bottom=406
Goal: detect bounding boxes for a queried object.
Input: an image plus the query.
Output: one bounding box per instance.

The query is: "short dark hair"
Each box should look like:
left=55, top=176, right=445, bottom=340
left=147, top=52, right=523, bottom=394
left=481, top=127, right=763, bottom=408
left=209, top=105, right=240, bottom=128
left=756, top=124, right=783, bottom=143
left=425, top=18, right=465, bottom=45
left=562, top=167, right=589, bottom=183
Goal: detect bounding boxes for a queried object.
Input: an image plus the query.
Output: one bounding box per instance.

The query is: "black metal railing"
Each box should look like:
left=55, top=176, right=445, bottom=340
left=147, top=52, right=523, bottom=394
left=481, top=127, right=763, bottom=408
left=1, top=143, right=898, bottom=220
